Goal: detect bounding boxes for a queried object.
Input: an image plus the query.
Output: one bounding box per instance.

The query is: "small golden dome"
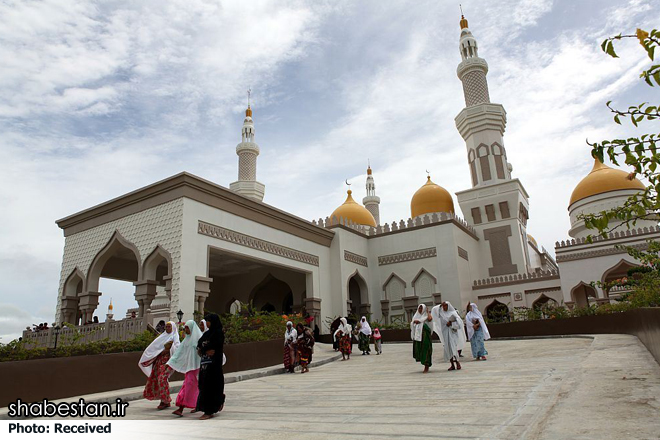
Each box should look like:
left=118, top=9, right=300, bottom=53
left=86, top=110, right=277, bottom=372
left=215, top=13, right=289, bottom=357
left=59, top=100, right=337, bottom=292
left=527, top=234, right=538, bottom=248
left=331, top=190, right=377, bottom=227
left=108, top=300, right=113, bottom=311
left=569, top=158, right=645, bottom=207
left=460, top=15, right=468, bottom=29
left=367, top=166, right=372, bottom=176
left=411, top=176, right=455, bottom=218
left=246, top=105, right=252, bottom=117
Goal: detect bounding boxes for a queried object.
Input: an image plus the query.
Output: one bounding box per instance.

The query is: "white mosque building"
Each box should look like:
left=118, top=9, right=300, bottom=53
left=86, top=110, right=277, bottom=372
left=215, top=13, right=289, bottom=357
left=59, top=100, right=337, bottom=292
left=46, top=15, right=660, bottom=336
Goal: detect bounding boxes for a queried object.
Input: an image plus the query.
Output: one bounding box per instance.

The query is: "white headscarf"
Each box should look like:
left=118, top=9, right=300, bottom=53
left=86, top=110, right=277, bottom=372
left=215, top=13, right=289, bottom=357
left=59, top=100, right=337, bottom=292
left=139, top=321, right=180, bottom=377
left=465, top=303, right=490, bottom=341
left=359, top=316, right=372, bottom=335
left=410, top=304, right=429, bottom=341
left=431, top=302, right=466, bottom=350
left=334, top=317, right=352, bottom=339
left=284, top=321, right=298, bottom=345
left=200, top=319, right=208, bottom=333
left=167, top=320, right=202, bottom=373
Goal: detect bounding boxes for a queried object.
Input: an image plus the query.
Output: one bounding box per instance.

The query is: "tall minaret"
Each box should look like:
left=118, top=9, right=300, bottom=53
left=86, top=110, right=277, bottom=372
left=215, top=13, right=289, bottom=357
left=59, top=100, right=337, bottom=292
left=363, top=163, right=380, bottom=225
left=455, top=14, right=512, bottom=188
left=230, top=89, right=265, bottom=202
left=454, top=14, right=532, bottom=280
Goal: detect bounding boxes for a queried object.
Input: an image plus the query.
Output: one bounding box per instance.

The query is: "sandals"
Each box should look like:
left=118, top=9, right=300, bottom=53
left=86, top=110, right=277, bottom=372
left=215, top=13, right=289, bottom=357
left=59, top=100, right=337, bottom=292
left=199, top=414, right=214, bottom=420
left=172, top=408, right=183, bottom=417
left=157, top=403, right=170, bottom=410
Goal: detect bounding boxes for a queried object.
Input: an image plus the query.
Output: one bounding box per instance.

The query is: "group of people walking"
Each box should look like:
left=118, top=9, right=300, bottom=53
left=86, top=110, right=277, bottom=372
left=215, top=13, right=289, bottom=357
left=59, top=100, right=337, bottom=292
left=138, top=314, right=226, bottom=420
left=330, top=316, right=383, bottom=361
left=283, top=321, right=315, bottom=373
left=411, top=301, right=490, bottom=373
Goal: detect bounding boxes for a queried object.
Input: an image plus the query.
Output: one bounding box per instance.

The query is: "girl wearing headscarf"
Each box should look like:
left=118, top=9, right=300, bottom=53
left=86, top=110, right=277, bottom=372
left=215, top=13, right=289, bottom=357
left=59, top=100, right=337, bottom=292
left=283, top=321, right=297, bottom=373
left=295, top=323, right=315, bottom=373
left=167, top=320, right=202, bottom=416
left=139, top=321, right=180, bottom=409
left=410, top=304, right=433, bottom=373
left=466, top=303, right=490, bottom=360
left=334, top=317, right=352, bottom=360
left=196, top=313, right=225, bottom=420
left=373, top=328, right=382, bottom=355
left=357, top=316, right=372, bottom=355
left=431, top=302, right=466, bottom=371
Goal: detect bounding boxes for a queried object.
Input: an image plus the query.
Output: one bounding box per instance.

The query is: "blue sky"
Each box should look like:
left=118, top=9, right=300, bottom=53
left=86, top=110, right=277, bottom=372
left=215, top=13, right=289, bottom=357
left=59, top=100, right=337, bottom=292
left=0, top=0, right=658, bottom=342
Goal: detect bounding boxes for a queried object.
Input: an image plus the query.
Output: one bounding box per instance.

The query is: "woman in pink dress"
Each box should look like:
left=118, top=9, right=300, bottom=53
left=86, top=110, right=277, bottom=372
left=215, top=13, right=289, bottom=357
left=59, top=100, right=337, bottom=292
left=167, top=320, right=203, bottom=416
left=139, top=321, right=180, bottom=409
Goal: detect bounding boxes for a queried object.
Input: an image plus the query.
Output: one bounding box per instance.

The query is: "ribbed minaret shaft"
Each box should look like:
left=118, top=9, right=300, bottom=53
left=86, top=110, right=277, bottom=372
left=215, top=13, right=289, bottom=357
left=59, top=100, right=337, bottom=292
left=230, top=103, right=265, bottom=201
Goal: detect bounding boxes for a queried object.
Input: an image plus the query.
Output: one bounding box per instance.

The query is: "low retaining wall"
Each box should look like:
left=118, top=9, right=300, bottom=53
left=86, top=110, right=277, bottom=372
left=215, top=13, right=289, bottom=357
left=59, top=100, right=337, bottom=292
left=0, top=338, right=283, bottom=408
left=488, top=308, right=660, bottom=365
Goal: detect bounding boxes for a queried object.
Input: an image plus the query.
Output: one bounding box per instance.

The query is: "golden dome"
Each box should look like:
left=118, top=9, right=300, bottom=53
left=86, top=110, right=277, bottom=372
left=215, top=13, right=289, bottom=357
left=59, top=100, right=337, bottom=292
left=331, top=190, right=377, bottom=227
left=569, top=158, right=645, bottom=207
left=246, top=105, right=252, bottom=117
left=460, top=15, right=468, bottom=29
left=411, top=176, right=455, bottom=218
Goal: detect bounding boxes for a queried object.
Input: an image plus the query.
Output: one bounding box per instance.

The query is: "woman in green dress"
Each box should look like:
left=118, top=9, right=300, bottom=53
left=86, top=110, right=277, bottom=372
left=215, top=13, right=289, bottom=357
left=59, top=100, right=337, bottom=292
left=410, top=304, right=433, bottom=373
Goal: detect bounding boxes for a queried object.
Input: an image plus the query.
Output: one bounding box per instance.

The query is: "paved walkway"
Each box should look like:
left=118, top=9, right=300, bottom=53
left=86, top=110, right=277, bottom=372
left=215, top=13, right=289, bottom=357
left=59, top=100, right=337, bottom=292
left=33, top=336, right=660, bottom=439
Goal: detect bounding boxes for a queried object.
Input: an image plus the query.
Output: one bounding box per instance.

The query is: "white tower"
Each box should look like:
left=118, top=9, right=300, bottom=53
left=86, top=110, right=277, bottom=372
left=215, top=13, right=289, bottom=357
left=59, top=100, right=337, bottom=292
left=363, top=164, right=381, bottom=225
left=230, top=90, right=265, bottom=202
left=454, top=14, right=532, bottom=278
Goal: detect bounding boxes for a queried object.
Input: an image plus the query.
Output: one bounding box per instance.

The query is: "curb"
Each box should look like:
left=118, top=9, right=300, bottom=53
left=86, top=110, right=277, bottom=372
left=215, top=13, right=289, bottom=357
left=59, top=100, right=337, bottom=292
left=0, top=351, right=343, bottom=420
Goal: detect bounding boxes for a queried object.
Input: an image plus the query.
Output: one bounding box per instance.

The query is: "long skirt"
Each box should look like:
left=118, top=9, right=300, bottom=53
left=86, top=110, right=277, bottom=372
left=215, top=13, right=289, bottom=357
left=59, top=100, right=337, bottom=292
left=197, top=358, right=225, bottom=415
left=143, top=351, right=173, bottom=404
left=298, top=345, right=312, bottom=367
left=339, top=334, right=352, bottom=355
left=176, top=369, right=199, bottom=409
left=374, top=339, right=382, bottom=354
left=358, top=333, right=371, bottom=353
left=284, top=344, right=296, bottom=369
left=470, top=327, right=489, bottom=358
left=412, top=323, right=433, bottom=367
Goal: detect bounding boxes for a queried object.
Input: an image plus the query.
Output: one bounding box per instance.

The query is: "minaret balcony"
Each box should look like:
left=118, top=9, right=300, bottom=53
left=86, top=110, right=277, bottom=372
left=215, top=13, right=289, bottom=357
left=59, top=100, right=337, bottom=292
left=236, top=141, right=260, bottom=154
left=455, top=103, right=507, bottom=139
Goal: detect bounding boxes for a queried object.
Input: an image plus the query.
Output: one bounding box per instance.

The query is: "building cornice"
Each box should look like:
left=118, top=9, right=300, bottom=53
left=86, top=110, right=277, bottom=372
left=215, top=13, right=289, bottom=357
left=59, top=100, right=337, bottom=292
left=56, top=172, right=335, bottom=246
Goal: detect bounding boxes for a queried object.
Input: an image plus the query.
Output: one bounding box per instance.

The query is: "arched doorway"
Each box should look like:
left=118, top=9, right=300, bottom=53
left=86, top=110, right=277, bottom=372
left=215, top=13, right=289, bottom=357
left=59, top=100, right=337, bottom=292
left=485, top=300, right=510, bottom=323
left=571, top=282, right=598, bottom=308
left=347, top=270, right=368, bottom=317
left=86, top=232, right=142, bottom=323
left=532, top=294, right=558, bottom=310
left=602, top=259, right=639, bottom=298
left=61, top=268, right=85, bottom=325
left=250, top=274, right=292, bottom=314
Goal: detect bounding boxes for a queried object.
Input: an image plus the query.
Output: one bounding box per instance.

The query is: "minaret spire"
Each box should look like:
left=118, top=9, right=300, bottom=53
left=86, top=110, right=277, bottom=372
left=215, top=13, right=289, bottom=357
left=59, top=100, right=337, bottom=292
left=229, top=89, right=265, bottom=201
left=363, top=162, right=381, bottom=225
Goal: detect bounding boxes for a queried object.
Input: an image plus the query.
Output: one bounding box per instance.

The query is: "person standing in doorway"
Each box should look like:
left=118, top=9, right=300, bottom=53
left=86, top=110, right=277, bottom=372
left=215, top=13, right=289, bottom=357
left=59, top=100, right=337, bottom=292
left=410, top=304, right=433, bottom=373
left=139, top=321, right=180, bottom=409
left=167, top=320, right=202, bottom=416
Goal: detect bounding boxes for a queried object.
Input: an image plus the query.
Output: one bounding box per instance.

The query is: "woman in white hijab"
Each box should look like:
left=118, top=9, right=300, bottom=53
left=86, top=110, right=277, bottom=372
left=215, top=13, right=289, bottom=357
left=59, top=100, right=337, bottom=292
left=357, top=316, right=372, bottom=355
left=431, top=302, right=466, bottom=371
left=334, top=317, right=353, bottom=360
left=283, top=321, right=297, bottom=373
left=466, top=303, right=490, bottom=360
left=167, top=320, right=203, bottom=416
left=198, top=319, right=208, bottom=333
left=139, top=321, right=180, bottom=409
left=410, top=304, right=433, bottom=373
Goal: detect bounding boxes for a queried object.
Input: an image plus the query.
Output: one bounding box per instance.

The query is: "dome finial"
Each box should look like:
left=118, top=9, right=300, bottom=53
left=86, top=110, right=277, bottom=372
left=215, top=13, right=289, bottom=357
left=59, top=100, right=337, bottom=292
left=367, top=159, right=372, bottom=175
left=459, top=4, right=468, bottom=29
left=246, top=87, right=252, bottom=117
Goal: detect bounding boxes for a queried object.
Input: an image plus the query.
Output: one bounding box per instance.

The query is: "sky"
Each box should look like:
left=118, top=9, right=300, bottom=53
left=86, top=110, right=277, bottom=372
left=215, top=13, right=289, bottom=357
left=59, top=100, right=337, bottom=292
left=0, top=0, right=658, bottom=342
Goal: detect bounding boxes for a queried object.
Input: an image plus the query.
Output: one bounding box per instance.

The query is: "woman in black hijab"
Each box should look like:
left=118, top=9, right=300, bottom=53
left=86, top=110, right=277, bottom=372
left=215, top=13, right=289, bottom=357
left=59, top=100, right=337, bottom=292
left=196, top=313, right=225, bottom=420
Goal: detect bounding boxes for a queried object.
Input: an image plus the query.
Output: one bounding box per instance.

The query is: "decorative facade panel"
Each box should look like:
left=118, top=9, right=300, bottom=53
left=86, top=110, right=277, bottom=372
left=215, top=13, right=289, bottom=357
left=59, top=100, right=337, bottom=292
left=378, top=247, right=437, bottom=266
left=344, top=250, right=368, bottom=267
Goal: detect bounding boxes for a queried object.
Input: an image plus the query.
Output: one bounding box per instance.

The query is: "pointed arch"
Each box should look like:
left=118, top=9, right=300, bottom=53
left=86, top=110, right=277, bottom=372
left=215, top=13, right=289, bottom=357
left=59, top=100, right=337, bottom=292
left=142, top=245, right=172, bottom=284
left=347, top=269, right=369, bottom=315
left=87, top=230, right=142, bottom=292
left=249, top=273, right=292, bottom=314
left=485, top=299, right=509, bottom=323
left=382, top=272, right=406, bottom=301
left=532, top=294, right=557, bottom=310
left=570, top=281, right=597, bottom=308
left=412, top=268, right=437, bottom=297
left=63, top=267, right=86, bottom=298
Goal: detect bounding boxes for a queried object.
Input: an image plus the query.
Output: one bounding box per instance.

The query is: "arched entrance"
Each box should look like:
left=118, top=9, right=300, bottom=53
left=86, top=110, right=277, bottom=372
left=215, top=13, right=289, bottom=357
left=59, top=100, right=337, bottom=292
left=61, top=268, right=85, bottom=325
left=485, top=300, right=510, bottom=323
left=532, top=294, right=557, bottom=310
left=571, top=282, right=598, bottom=308
left=602, top=259, right=639, bottom=298
left=250, top=274, right=293, bottom=314
left=347, top=270, right=369, bottom=317
left=85, top=231, right=142, bottom=323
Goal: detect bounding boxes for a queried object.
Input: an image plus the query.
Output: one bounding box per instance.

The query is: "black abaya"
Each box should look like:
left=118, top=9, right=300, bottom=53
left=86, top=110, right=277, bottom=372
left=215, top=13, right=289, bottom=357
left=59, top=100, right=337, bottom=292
left=196, top=313, right=225, bottom=415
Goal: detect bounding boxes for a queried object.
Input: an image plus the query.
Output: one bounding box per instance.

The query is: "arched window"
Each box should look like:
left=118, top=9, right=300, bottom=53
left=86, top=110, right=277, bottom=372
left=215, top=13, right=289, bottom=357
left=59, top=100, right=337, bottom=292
left=468, top=149, right=478, bottom=186
left=477, top=144, right=491, bottom=181
left=492, top=143, right=505, bottom=179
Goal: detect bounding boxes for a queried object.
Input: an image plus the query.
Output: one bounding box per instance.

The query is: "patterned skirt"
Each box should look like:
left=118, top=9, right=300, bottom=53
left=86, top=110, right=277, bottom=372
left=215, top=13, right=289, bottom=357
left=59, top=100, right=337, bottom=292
left=284, top=344, right=296, bottom=369
left=358, top=332, right=371, bottom=352
left=470, top=327, right=489, bottom=358
left=298, top=345, right=312, bottom=366
left=339, top=334, right=352, bottom=355
left=143, top=351, right=173, bottom=403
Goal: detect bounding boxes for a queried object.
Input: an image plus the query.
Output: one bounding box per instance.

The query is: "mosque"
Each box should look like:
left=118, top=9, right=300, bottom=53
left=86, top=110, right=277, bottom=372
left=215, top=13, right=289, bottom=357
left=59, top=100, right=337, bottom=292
left=49, top=15, right=660, bottom=335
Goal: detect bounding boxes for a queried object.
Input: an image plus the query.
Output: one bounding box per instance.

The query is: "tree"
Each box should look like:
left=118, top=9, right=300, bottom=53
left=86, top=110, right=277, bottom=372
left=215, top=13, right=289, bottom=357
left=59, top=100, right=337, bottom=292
left=581, top=28, right=660, bottom=236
